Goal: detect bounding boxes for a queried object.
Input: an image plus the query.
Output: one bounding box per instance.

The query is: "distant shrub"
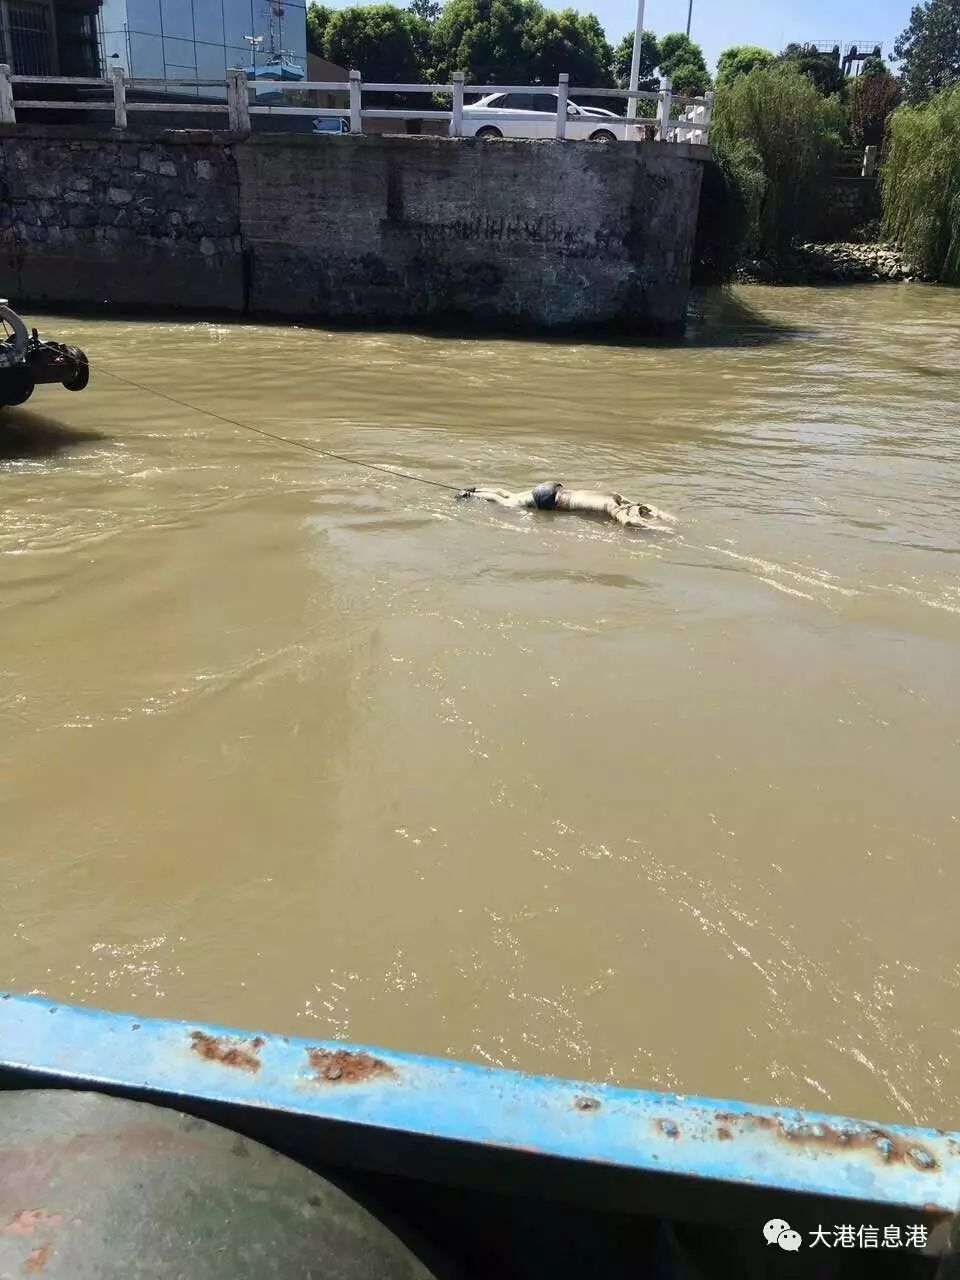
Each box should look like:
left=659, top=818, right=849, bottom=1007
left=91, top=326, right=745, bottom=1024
left=882, top=85, right=960, bottom=281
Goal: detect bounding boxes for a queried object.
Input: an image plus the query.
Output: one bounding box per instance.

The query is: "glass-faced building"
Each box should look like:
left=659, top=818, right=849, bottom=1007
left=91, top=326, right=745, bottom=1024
left=100, top=0, right=307, bottom=83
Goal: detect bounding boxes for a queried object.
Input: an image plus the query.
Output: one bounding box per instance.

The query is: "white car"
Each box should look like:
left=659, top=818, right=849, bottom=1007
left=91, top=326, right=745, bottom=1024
left=456, top=91, right=646, bottom=141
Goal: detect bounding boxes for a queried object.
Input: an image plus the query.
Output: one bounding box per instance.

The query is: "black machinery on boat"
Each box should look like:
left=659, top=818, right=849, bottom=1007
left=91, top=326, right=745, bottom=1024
left=0, top=300, right=89, bottom=407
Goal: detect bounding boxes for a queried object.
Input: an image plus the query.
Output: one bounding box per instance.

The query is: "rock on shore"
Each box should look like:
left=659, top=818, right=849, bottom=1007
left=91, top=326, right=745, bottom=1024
left=737, top=243, right=931, bottom=285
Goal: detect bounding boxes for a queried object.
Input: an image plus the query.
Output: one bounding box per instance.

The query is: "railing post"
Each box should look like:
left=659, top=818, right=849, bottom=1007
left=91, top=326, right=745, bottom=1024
left=451, top=70, right=464, bottom=137
left=349, top=69, right=362, bottom=134
left=862, top=144, right=878, bottom=178
left=656, top=75, right=672, bottom=142
left=701, top=90, right=714, bottom=145
left=0, top=64, right=15, bottom=125
left=227, top=67, right=250, bottom=134
left=555, top=72, right=568, bottom=140
left=111, top=66, right=127, bottom=129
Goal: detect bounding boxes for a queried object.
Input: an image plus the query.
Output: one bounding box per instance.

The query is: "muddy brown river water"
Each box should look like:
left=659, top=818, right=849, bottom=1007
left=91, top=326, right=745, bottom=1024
left=1, top=285, right=958, bottom=1127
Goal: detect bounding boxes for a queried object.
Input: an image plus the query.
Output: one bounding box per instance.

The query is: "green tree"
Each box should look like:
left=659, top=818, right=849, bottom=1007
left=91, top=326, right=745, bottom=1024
left=432, top=0, right=542, bottom=82
left=306, top=3, right=333, bottom=57
left=612, top=30, right=660, bottom=89
left=526, top=8, right=613, bottom=86
left=324, top=4, right=424, bottom=81
left=851, top=63, right=902, bottom=145
left=712, top=64, right=842, bottom=254
left=409, top=0, right=442, bottom=19
left=657, top=32, right=711, bottom=93
left=893, top=0, right=960, bottom=101
left=882, top=85, right=960, bottom=278
left=715, top=44, right=774, bottom=88
left=777, top=43, right=844, bottom=97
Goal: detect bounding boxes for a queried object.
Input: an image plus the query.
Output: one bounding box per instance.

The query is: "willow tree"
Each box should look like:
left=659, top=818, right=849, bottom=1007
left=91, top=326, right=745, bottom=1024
left=711, top=64, right=842, bottom=254
left=882, top=86, right=960, bottom=280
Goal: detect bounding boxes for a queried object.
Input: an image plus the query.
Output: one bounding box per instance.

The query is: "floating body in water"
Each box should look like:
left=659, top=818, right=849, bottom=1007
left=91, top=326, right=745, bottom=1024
left=456, top=480, right=675, bottom=530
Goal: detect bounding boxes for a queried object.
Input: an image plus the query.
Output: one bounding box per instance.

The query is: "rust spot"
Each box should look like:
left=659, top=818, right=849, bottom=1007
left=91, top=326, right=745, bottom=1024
left=307, top=1047, right=395, bottom=1084
left=657, top=1119, right=680, bottom=1138
left=778, top=1120, right=939, bottom=1169
left=190, top=1030, right=264, bottom=1073
left=574, top=1095, right=601, bottom=1112
left=714, top=1111, right=940, bottom=1171
left=23, top=1242, right=53, bottom=1272
left=131, top=1023, right=141, bottom=1031
left=2, top=993, right=9, bottom=1000
left=717, top=1126, right=733, bottom=1141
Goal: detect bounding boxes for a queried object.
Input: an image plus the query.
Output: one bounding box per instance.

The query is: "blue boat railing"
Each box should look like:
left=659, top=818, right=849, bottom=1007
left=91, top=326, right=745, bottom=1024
left=0, top=992, right=956, bottom=1265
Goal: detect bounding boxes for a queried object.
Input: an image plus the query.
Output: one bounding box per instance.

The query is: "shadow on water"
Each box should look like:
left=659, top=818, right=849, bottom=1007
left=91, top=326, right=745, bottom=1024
left=27, top=288, right=803, bottom=352
left=284, top=288, right=805, bottom=350
left=681, top=289, right=808, bottom=348
left=0, top=408, right=109, bottom=461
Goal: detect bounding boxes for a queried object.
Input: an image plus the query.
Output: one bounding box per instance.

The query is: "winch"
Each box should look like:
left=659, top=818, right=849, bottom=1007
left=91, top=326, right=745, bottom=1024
left=0, top=300, right=89, bottom=407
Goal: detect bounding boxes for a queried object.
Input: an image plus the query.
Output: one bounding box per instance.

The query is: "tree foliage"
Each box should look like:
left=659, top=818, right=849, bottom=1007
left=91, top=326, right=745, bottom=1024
left=525, top=8, right=614, bottom=86
left=612, top=30, right=659, bottom=89
left=409, top=0, right=442, bottom=19
left=306, top=4, right=333, bottom=57
left=851, top=64, right=902, bottom=145
left=712, top=64, right=842, bottom=254
left=893, top=0, right=960, bottom=101
left=715, top=44, right=774, bottom=88
left=431, top=0, right=536, bottom=82
left=657, top=32, right=711, bottom=94
left=324, top=4, right=424, bottom=83
left=882, top=85, right=960, bottom=279
left=777, top=43, right=845, bottom=97
left=310, top=0, right=714, bottom=102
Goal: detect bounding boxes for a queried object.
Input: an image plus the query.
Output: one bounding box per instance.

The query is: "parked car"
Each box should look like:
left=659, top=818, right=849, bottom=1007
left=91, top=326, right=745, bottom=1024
left=456, top=91, right=647, bottom=141
left=312, top=116, right=349, bottom=134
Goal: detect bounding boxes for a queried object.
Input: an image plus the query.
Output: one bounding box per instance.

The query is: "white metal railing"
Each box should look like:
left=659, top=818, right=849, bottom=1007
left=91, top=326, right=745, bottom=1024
left=0, top=65, right=712, bottom=144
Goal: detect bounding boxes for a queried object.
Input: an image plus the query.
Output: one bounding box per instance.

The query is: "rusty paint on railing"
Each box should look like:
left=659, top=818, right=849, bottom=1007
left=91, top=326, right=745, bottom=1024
left=0, top=992, right=957, bottom=1240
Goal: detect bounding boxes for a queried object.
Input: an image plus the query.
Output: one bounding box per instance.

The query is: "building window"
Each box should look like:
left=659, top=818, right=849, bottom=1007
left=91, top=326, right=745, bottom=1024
left=0, top=0, right=57, bottom=76
left=56, top=8, right=102, bottom=78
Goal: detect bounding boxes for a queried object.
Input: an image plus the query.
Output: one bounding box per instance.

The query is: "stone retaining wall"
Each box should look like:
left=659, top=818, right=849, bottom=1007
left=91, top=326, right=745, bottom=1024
left=814, top=177, right=882, bottom=242
left=0, top=124, right=708, bottom=333
left=0, top=130, right=243, bottom=311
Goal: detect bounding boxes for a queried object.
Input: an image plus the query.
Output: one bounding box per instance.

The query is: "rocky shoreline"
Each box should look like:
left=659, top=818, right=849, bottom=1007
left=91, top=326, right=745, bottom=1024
left=737, top=242, right=932, bottom=285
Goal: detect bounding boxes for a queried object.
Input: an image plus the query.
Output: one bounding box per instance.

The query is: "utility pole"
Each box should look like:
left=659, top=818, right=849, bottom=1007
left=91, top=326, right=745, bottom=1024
left=625, top=0, right=646, bottom=121
left=685, top=0, right=693, bottom=37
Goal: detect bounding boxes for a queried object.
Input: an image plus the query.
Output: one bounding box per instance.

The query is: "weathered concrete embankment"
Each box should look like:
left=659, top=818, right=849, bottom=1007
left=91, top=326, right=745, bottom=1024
left=0, top=126, right=708, bottom=333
